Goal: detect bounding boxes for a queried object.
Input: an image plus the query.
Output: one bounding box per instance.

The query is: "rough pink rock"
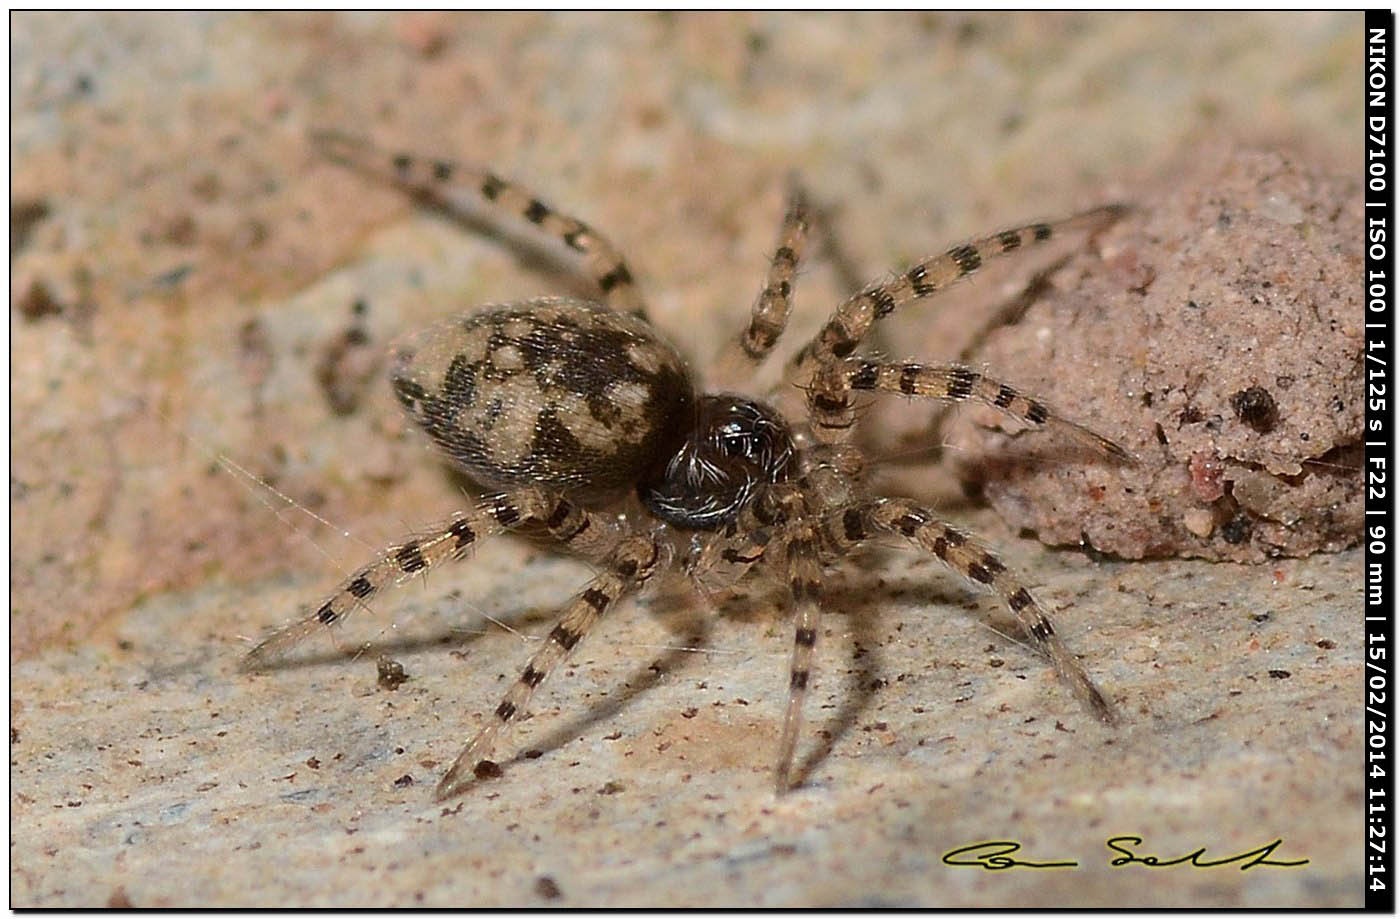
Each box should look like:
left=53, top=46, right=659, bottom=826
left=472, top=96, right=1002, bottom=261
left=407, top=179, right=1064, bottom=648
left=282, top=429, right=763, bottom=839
left=950, top=147, right=1362, bottom=561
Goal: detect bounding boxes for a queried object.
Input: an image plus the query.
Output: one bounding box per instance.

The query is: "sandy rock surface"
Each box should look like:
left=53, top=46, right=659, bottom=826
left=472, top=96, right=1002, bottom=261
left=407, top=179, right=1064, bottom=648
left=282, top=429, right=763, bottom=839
left=11, top=12, right=1364, bottom=908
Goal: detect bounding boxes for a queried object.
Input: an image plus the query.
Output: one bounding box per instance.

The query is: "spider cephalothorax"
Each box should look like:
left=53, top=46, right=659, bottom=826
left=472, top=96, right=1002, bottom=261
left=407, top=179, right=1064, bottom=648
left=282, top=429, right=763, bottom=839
left=639, top=394, right=796, bottom=531
left=248, top=131, right=1132, bottom=800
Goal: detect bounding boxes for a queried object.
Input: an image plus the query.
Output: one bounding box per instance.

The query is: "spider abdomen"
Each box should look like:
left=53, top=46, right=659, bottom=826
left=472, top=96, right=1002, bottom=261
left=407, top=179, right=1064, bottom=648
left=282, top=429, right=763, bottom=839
left=388, top=297, right=695, bottom=496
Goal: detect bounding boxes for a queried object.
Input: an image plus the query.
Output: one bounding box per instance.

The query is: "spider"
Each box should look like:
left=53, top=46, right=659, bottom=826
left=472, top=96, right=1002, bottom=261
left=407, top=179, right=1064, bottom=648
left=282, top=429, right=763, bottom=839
left=247, top=131, right=1133, bottom=800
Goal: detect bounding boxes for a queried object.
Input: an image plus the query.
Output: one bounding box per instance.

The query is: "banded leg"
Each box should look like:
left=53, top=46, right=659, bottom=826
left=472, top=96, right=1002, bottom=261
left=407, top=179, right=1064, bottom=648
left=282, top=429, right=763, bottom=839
left=774, top=528, right=825, bottom=793
left=311, top=130, right=649, bottom=317
left=244, top=488, right=615, bottom=666
left=716, top=181, right=812, bottom=375
left=820, top=497, right=1115, bottom=724
left=792, top=204, right=1128, bottom=370
left=435, top=531, right=666, bottom=799
left=808, top=358, right=1134, bottom=461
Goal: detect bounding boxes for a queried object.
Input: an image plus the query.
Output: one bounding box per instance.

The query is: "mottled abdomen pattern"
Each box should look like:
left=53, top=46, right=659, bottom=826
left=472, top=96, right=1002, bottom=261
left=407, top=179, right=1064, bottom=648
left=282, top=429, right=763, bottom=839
left=389, top=297, right=695, bottom=496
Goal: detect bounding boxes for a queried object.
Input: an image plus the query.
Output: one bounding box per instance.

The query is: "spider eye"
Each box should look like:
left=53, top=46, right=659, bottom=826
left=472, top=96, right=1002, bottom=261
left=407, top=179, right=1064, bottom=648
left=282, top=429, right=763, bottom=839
left=716, top=419, right=750, bottom=456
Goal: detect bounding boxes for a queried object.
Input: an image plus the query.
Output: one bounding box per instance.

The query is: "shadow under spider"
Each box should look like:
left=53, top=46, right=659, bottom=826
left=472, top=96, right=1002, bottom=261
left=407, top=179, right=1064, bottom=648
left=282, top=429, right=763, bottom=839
left=254, top=544, right=1077, bottom=791
left=479, top=556, right=997, bottom=791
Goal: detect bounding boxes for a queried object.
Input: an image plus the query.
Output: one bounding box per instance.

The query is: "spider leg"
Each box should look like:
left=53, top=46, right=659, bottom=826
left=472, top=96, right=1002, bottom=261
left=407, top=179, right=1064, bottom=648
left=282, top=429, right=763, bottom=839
left=678, top=473, right=846, bottom=794
left=808, top=358, right=1135, bottom=462
left=773, top=526, right=825, bottom=793
left=791, top=204, right=1128, bottom=370
left=819, top=498, right=1115, bottom=724
left=243, top=488, right=615, bottom=667
left=435, top=531, right=667, bottom=799
left=665, top=479, right=831, bottom=793
left=310, top=129, right=649, bottom=318
left=716, top=179, right=812, bottom=376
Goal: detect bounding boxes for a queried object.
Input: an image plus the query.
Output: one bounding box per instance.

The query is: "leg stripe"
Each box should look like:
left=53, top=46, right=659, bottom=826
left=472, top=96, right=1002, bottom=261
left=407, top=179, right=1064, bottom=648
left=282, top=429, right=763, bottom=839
left=743, top=328, right=776, bottom=357
left=967, top=563, right=993, bottom=585
left=396, top=543, right=427, bottom=574
left=449, top=519, right=476, bottom=549
left=348, top=576, right=374, bottom=599
left=851, top=362, right=879, bottom=389
left=481, top=175, right=506, bottom=200
left=550, top=625, right=581, bottom=651
left=597, top=263, right=633, bottom=293
left=947, top=368, right=978, bottom=399
left=949, top=244, right=982, bottom=275
left=869, top=288, right=897, bottom=318
left=906, top=264, right=935, bottom=297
